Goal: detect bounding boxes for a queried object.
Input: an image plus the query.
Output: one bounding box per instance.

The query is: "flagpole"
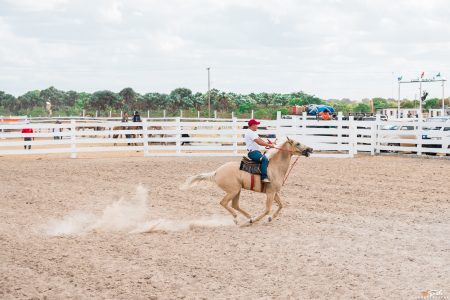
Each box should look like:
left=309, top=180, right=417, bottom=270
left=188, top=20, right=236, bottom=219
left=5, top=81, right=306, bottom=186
left=397, top=81, right=401, bottom=119
left=419, top=79, right=422, bottom=120
left=443, top=80, right=445, bottom=116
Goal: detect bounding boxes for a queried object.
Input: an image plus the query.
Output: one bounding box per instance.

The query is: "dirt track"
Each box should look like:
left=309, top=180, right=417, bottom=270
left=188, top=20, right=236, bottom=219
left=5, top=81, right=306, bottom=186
left=1, top=155, right=449, bottom=299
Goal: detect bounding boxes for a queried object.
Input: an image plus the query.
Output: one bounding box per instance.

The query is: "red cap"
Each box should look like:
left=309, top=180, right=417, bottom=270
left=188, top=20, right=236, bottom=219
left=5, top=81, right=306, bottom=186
left=248, top=119, right=260, bottom=127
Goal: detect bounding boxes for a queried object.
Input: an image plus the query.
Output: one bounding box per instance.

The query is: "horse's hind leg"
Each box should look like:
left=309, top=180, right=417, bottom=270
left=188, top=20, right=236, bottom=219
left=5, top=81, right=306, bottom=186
left=231, top=191, right=251, bottom=220
left=220, top=192, right=239, bottom=222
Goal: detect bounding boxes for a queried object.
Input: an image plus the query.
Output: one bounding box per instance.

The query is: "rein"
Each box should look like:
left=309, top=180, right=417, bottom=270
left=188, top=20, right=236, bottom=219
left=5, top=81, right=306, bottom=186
left=266, top=140, right=299, bottom=185
left=282, top=156, right=300, bottom=186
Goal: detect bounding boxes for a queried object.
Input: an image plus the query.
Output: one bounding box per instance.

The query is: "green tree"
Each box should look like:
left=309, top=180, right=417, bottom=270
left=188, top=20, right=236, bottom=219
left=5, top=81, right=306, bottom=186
left=424, top=98, right=440, bottom=109
left=141, top=93, right=169, bottom=110
left=169, top=88, right=193, bottom=111
left=75, top=92, right=90, bottom=111
left=40, top=86, right=66, bottom=109
left=17, top=90, right=44, bottom=111
left=0, top=91, right=17, bottom=112
left=119, top=87, right=138, bottom=110
left=87, top=90, right=120, bottom=111
left=353, top=103, right=371, bottom=113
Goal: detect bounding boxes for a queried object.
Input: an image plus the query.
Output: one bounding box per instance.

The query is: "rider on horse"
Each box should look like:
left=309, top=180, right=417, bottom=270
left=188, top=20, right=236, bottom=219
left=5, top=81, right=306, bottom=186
left=245, top=119, right=274, bottom=183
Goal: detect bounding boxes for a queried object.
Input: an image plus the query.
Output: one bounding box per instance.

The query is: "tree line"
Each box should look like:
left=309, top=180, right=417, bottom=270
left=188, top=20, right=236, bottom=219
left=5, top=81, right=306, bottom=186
left=0, top=86, right=447, bottom=118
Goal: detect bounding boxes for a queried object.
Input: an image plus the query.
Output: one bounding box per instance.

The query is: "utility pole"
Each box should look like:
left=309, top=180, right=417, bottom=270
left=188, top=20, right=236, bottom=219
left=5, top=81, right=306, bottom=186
left=206, top=67, right=211, bottom=118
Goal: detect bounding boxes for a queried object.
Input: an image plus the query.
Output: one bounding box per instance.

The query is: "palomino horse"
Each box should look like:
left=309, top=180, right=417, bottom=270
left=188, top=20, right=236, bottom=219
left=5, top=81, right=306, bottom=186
left=182, top=138, right=313, bottom=225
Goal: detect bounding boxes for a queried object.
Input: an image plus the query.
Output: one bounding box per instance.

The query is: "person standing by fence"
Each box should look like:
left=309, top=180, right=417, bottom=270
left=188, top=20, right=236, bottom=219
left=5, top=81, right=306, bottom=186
left=132, top=111, right=141, bottom=122
left=21, top=127, right=34, bottom=150
left=122, top=112, right=132, bottom=145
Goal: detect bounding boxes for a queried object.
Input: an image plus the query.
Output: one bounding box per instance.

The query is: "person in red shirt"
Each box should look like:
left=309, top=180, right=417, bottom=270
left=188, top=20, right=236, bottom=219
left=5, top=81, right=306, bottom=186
left=21, top=127, right=34, bottom=150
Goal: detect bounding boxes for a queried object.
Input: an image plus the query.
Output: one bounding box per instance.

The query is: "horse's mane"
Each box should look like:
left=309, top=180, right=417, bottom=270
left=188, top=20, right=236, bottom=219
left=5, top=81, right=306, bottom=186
left=265, top=139, right=289, bottom=160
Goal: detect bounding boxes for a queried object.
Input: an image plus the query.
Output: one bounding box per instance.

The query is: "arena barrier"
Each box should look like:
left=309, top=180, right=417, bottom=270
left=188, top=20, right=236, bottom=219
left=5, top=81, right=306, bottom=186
left=0, top=112, right=448, bottom=158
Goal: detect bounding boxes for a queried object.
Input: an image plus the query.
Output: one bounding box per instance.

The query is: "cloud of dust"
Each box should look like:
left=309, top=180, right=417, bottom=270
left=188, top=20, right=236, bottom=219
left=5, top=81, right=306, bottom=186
left=43, top=185, right=234, bottom=236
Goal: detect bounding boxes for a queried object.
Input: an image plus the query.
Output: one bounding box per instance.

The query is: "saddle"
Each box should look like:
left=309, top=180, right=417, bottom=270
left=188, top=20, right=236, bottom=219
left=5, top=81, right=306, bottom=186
left=239, top=156, right=261, bottom=175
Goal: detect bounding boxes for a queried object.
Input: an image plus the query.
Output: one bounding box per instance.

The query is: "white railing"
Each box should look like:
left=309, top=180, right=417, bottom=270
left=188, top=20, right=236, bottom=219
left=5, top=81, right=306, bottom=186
left=0, top=113, right=448, bottom=158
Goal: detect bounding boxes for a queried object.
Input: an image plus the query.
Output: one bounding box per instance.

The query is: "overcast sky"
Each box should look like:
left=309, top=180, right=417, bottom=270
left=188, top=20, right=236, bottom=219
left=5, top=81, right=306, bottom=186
left=1, top=0, right=449, bottom=100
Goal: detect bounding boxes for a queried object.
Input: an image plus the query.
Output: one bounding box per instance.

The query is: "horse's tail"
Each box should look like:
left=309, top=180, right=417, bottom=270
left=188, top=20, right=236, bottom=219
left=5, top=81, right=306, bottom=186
left=180, top=171, right=216, bottom=190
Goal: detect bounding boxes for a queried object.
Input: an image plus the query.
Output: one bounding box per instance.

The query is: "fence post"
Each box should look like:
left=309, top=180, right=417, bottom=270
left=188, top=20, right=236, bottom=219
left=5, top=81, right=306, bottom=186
left=337, top=112, right=343, bottom=149
left=109, top=110, right=112, bottom=118
left=348, top=116, right=355, bottom=157
left=70, top=119, right=77, bottom=159
left=373, top=114, right=380, bottom=155
left=251, top=110, right=254, bottom=119
left=214, top=110, right=217, bottom=119
left=231, top=111, right=234, bottom=119
left=417, top=117, right=422, bottom=156
left=301, top=112, right=307, bottom=138
left=276, top=111, right=282, bottom=140
left=180, top=110, right=183, bottom=118
left=232, top=117, right=238, bottom=155
left=375, top=113, right=382, bottom=154
left=163, top=110, right=166, bottom=118
left=143, top=119, right=149, bottom=156
left=95, top=110, right=98, bottom=118
left=198, top=111, right=200, bottom=119
left=176, top=117, right=181, bottom=155
left=147, top=110, right=150, bottom=118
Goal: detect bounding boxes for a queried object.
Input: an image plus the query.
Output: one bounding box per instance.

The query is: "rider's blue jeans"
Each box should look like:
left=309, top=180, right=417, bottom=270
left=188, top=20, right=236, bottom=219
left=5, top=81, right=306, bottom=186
left=248, top=150, right=269, bottom=180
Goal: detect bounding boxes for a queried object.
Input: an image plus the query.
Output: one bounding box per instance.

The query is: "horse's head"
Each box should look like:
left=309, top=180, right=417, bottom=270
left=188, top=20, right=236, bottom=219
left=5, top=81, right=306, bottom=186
left=285, top=137, right=313, bottom=157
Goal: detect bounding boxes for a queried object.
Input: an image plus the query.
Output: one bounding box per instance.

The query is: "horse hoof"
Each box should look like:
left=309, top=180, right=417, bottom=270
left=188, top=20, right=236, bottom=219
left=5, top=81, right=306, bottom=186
left=268, top=216, right=272, bottom=222
left=249, top=218, right=253, bottom=224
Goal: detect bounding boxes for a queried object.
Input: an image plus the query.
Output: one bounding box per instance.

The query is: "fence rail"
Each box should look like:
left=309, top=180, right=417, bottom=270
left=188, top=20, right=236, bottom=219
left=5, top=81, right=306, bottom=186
left=1, top=113, right=448, bottom=158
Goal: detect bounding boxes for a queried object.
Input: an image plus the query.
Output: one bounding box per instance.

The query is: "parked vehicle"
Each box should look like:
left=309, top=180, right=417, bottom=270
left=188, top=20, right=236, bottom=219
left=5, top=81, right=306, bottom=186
left=422, top=120, right=450, bottom=155
left=379, top=124, right=417, bottom=151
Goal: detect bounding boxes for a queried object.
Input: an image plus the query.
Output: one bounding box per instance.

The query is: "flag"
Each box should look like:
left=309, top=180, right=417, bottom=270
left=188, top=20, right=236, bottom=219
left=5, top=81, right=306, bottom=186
left=420, top=71, right=425, bottom=78
left=397, top=76, right=402, bottom=81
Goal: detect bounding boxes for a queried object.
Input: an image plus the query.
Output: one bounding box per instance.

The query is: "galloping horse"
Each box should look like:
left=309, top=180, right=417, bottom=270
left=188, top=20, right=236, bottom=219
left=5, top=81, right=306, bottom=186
left=182, top=138, right=313, bottom=225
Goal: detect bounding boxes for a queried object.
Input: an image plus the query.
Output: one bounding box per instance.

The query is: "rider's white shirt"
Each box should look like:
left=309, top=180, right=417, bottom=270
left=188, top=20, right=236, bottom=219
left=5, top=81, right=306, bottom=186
left=244, top=129, right=260, bottom=151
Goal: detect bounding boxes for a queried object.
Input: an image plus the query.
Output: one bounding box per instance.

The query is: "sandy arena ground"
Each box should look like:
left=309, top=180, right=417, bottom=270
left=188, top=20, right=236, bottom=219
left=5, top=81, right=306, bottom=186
left=1, top=154, right=449, bottom=299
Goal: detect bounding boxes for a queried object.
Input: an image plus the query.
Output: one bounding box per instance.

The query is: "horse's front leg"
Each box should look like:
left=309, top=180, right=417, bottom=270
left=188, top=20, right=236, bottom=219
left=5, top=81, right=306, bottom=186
left=251, top=192, right=275, bottom=224
left=270, top=193, right=283, bottom=221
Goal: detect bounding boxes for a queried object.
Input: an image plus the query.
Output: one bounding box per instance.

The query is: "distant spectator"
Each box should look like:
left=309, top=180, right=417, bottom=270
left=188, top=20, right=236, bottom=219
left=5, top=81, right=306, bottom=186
left=132, top=111, right=141, bottom=122
left=319, top=111, right=331, bottom=120
left=53, top=120, right=62, bottom=140
left=122, top=112, right=132, bottom=144
left=21, top=127, right=34, bottom=150
left=122, top=112, right=129, bottom=123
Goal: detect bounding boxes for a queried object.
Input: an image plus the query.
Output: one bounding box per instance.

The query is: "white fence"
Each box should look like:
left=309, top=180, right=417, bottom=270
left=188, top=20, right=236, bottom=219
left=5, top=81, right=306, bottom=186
left=0, top=112, right=448, bottom=158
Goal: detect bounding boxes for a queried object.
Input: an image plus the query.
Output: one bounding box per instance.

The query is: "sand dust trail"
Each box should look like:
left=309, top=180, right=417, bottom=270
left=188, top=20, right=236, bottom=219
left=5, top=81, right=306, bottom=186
left=43, top=185, right=234, bottom=236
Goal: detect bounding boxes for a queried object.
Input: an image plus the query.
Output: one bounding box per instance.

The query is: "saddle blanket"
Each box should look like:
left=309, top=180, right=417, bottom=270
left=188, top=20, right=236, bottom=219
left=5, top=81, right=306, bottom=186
left=239, top=156, right=261, bottom=175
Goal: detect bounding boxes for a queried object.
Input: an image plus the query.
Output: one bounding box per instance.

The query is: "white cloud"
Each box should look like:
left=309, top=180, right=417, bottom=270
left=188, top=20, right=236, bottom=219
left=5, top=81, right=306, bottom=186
left=0, top=0, right=449, bottom=99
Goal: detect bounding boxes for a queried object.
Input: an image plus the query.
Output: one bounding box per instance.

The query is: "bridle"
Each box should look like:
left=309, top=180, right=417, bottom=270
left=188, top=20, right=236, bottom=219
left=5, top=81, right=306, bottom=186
left=266, top=141, right=301, bottom=186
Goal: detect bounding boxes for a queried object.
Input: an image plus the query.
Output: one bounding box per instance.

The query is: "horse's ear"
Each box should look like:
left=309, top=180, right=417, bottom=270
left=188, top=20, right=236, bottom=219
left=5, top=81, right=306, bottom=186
left=286, top=136, right=291, bottom=142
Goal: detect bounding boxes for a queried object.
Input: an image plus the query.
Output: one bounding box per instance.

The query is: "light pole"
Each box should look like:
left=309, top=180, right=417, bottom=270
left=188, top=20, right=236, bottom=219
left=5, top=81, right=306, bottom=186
left=206, top=67, right=211, bottom=118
